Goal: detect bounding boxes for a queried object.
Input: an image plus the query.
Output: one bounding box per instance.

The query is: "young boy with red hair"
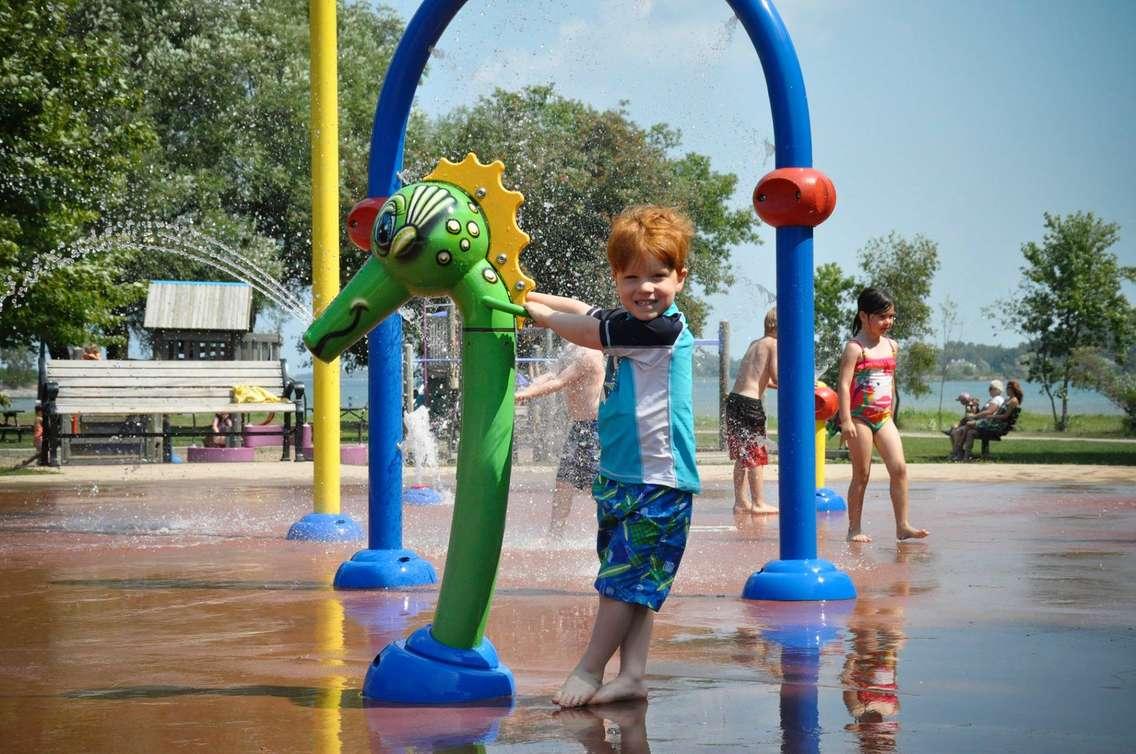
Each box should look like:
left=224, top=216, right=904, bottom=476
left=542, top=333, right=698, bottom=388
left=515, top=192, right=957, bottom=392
left=524, top=205, right=701, bottom=707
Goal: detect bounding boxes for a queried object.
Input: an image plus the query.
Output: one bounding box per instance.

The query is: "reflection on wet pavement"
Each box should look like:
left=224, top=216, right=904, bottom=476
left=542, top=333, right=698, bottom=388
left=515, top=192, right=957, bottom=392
left=0, top=473, right=1133, bottom=752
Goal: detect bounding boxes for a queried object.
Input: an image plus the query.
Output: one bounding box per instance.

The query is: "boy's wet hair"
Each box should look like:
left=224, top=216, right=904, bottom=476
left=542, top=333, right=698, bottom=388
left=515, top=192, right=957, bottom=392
left=606, top=205, right=693, bottom=274
left=764, top=306, right=777, bottom=334
left=851, top=287, right=896, bottom=335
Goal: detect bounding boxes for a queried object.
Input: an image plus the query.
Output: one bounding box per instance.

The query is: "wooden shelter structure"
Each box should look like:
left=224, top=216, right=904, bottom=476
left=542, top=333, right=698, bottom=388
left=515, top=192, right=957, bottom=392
left=143, top=280, right=281, bottom=361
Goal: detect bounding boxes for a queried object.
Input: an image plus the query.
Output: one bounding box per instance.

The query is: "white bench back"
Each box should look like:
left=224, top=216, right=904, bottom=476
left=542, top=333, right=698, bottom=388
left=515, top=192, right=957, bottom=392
left=45, top=360, right=296, bottom=415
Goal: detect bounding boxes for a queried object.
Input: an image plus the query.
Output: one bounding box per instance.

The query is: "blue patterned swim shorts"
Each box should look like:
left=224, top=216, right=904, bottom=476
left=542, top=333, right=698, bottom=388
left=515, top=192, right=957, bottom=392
left=592, top=475, right=693, bottom=611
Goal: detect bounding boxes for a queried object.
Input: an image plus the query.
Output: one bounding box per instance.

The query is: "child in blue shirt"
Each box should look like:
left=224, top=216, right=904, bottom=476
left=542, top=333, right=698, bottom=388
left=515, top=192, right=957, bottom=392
left=524, top=205, right=701, bottom=708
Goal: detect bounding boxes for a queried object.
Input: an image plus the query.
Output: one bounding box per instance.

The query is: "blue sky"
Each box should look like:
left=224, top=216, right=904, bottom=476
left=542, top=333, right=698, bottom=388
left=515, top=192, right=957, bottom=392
left=286, top=0, right=1135, bottom=363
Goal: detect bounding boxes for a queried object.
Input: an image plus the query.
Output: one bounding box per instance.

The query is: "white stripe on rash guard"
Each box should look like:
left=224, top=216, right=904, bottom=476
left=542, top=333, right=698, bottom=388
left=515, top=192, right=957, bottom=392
left=590, top=304, right=700, bottom=494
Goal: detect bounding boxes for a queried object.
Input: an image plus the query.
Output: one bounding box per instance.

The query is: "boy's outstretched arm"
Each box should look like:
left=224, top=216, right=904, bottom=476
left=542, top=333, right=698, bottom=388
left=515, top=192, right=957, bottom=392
left=526, top=291, right=591, bottom=315
left=525, top=299, right=602, bottom=350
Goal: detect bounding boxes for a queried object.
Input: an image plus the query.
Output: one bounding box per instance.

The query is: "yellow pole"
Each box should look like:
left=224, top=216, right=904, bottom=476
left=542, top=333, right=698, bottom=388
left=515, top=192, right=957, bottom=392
left=310, top=0, right=340, bottom=514
left=815, top=419, right=826, bottom=490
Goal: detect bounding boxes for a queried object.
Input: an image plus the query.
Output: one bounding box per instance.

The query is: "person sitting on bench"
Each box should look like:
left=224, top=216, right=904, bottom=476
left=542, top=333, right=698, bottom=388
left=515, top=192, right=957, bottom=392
left=205, top=412, right=234, bottom=448
left=946, top=379, right=1005, bottom=442
left=952, top=380, right=1023, bottom=460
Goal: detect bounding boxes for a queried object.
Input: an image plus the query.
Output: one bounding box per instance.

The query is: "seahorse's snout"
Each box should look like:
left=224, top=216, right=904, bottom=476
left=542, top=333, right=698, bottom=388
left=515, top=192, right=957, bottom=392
left=303, top=258, right=411, bottom=363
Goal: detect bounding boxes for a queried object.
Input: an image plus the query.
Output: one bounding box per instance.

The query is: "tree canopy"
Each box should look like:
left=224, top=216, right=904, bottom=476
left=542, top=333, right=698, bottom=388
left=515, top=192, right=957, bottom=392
left=0, top=0, right=153, bottom=354
left=412, top=85, right=759, bottom=341
left=2, top=3, right=753, bottom=375
left=991, top=211, right=1136, bottom=430
left=1, top=0, right=405, bottom=360
left=812, top=232, right=940, bottom=398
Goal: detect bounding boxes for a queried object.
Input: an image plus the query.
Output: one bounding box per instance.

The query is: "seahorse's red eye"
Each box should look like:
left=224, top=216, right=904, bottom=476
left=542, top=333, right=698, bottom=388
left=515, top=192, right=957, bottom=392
left=347, top=197, right=386, bottom=251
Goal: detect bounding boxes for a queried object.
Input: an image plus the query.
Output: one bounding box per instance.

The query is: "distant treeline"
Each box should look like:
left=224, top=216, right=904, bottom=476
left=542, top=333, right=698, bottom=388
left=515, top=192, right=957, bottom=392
left=941, top=341, right=1027, bottom=379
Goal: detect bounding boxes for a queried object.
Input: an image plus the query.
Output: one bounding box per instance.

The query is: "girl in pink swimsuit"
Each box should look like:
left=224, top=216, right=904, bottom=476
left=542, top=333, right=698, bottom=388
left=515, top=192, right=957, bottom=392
left=837, top=288, right=929, bottom=544
left=849, top=343, right=896, bottom=433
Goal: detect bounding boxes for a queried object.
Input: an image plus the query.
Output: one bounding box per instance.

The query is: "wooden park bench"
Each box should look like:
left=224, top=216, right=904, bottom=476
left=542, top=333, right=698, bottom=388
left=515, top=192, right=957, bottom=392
left=0, top=409, right=28, bottom=442
left=973, top=404, right=1022, bottom=458
left=38, top=359, right=306, bottom=466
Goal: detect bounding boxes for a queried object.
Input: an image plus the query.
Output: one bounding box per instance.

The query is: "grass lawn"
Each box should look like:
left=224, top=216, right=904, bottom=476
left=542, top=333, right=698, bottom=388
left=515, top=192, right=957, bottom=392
left=897, top=435, right=1136, bottom=465
left=3, top=409, right=1133, bottom=465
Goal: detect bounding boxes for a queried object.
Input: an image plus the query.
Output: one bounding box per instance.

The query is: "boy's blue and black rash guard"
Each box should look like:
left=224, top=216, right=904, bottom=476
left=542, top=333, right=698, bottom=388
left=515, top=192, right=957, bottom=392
left=587, top=303, right=701, bottom=494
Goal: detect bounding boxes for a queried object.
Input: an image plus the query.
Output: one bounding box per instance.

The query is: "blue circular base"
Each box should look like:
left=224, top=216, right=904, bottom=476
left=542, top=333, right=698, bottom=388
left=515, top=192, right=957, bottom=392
left=363, top=625, right=515, bottom=704
left=815, top=487, right=847, bottom=512
left=286, top=513, right=364, bottom=542
left=334, top=548, right=438, bottom=589
left=403, top=485, right=444, bottom=505
left=742, top=558, right=857, bottom=601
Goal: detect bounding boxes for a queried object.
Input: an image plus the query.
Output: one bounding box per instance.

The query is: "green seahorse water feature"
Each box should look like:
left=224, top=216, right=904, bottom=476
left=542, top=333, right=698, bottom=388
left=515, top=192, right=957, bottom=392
left=304, top=154, right=533, bottom=650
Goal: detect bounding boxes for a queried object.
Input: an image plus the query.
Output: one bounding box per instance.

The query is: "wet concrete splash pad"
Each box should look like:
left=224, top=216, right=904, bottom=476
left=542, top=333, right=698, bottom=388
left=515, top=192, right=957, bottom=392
left=1, top=466, right=1133, bottom=752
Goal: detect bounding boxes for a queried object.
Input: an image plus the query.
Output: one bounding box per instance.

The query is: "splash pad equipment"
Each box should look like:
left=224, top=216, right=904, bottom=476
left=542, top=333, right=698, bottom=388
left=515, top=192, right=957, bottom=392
left=728, top=1, right=852, bottom=601
left=305, top=153, right=533, bottom=702
left=336, top=0, right=854, bottom=701
left=813, top=382, right=847, bottom=512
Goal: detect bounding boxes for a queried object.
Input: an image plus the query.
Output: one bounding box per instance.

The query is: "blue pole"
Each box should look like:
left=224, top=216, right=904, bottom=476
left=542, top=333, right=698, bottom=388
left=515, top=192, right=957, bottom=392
left=776, top=226, right=817, bottom=561
left=334, top=0, right=469, bottom=589
left=729, top=0, right=854, bottom=600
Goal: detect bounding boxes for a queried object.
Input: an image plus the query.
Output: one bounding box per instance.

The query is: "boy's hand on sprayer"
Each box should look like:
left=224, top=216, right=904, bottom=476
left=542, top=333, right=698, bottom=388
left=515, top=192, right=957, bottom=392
left=524, top=300, right=553, bottom=327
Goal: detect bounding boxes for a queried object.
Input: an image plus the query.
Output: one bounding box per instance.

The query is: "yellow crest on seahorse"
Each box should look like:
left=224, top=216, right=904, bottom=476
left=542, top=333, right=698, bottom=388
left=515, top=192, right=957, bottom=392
left=426, top=153, right=535, bottom=320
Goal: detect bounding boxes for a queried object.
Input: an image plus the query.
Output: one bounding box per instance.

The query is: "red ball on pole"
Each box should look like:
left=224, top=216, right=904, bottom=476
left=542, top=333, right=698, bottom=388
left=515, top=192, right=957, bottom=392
left=752, top=168, right=836, bottom=228
left=814, top=383, right=838, bottom=421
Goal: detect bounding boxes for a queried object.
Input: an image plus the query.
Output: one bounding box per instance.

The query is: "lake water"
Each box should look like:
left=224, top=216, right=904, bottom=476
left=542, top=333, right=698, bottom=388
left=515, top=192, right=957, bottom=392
left=311, top=374, right=1121, bottom=418
left=5, top=371, right=1119, bottom=418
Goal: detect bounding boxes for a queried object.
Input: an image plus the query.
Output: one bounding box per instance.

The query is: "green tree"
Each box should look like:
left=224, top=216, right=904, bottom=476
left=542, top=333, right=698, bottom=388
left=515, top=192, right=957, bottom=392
left=813, top=261, right=858, bottom=386
left=107, top=0, right=406, bottom=328
left=991, top=212, right=1136, bottom=430
left=410, top=86, right=759, bottom=340
left=1068, top=346, right=1136, bottom=434
left=3, top=0, right=407, bottom=361
left=0, top=0, right=153, bottom=355
left=856, top=232, right=941, bottom=399
left=934, top=297, right=961, bottom=430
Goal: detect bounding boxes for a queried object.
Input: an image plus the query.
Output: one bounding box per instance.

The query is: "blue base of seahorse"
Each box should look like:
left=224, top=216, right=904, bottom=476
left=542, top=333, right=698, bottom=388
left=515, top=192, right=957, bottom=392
left=815, top=487, right=847, bottom=512
left=742, top=558, right=857, bottom=601
left=403, top=485, right=445, bottom=505
left=363, top=625, right=515, bottom=704
left=285, top=513, right=364, bottom=542
left=334, top=548, right=438, bottom=589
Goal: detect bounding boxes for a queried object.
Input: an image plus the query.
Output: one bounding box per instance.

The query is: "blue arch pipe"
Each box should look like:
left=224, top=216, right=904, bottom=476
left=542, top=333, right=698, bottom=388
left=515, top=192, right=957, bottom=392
left=345, top=0, right=854, bottom=602
left=332, top=0, right=470, bottom=589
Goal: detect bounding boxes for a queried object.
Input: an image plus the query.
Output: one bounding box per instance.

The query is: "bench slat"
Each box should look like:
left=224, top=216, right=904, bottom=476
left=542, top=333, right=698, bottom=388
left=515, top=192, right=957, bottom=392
left=56, top=387, right=292, bottom=399
left=53, top=401, right=298, bottom=415
left=48, top=360, right=285, bottom=370
left=47, top=376, right=285, bottom=388
left=49, top=370, right=285, bottom=381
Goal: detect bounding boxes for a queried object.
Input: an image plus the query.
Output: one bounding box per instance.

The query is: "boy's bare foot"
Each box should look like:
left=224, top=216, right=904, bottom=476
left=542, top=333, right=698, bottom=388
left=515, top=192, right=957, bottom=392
left=589, top=675, right=648, bottom=705
left=847, top=530, right=872, bottom=543
left=897, top=525, right=929, bottom=540
left=554, top=669, right=602, bottom=708
left=733, top=500, right=779, bottom=514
